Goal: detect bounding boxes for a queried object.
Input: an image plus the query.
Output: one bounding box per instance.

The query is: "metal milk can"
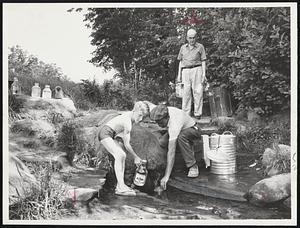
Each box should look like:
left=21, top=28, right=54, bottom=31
left=209, top=131, right=237, bottom=175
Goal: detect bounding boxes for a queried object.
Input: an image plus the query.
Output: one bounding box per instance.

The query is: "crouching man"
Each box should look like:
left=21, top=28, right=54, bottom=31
left=150, top=104, right=202, bottom=190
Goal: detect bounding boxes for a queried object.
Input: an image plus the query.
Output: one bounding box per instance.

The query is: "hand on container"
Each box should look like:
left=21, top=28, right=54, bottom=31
left=134, top=156, right=142, bottom=166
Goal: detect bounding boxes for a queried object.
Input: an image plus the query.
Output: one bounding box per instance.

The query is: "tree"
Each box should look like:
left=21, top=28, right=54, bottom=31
left=82, top=7, right=290, bottom=115
left=84, top=8, right=183, bottom=100
left=8, top=46, right=81, bottom=106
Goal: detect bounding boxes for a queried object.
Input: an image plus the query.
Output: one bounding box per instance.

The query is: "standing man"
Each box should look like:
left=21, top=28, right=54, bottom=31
left=150, top=104, right=202, bottom=190
left=177, top=28, right=207, bottom=119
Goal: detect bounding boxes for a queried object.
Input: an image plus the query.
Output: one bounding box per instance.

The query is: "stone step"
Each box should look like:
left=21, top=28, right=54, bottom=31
left=200, top=126, right=218, bottom=135
left=193, top=116, right=212, bottom=124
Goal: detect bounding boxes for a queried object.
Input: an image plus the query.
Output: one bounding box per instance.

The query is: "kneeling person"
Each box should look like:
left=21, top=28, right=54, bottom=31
left=150, top=104, right=201, bottom=190
left=98, top=101, right=150, bottom=196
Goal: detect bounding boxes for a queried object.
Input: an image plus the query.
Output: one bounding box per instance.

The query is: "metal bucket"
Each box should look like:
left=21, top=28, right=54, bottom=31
left=209, top=131, right=237, bottom=175
left=208, top=87, right=233, bottom=118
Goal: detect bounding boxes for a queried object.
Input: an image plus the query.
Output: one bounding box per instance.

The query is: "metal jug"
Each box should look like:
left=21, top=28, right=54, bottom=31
left=209, top=131, right=237, bottom=175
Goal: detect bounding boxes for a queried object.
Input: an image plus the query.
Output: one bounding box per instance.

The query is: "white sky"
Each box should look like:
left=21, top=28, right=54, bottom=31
left=3, top=4, right=116, bottom=84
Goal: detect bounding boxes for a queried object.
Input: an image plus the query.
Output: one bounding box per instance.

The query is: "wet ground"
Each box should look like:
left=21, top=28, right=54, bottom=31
left=60, top=166, right=291, bottom=221
left=61, top=184, right=290, bottom=221
left=169, top=163, right=263, bottom=202
left=9, top=131, right=291, bottom=221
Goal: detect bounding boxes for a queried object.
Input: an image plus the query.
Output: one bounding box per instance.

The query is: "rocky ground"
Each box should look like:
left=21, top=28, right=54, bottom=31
left=7, top=95, right=292, bottom=222
left=8, top=129, right=291, bottom=221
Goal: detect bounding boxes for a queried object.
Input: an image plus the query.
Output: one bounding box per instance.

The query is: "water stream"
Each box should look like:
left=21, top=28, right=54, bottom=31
left=62, top=168, right=291, bottom=220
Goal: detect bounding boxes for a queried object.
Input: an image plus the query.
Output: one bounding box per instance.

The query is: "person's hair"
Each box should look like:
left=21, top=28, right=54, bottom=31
left=133, top=101, right=150, bottom=117
left=187, top=28, right=197, bottom=37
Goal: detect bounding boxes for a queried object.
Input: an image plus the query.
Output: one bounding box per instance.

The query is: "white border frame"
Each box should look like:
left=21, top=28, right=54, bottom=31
left=3, top=2, right=297, bottom=226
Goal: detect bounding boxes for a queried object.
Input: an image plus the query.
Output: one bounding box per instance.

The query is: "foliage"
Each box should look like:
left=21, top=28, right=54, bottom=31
left=262, top=142, right=291, bottom=176
left=99, top=80, right=135, bottom=110
left=236, top=117, right=290, bottom=157
left=191, top=8, right=290, bottom=115
left=83, top=7, right=290, bottom=115
left=8, top=92, right=24, bottom=113
left=9, top=161, right=76, bottom=220
left=79, top=79, right=134, bottom=110
left=83, top=8, right=181, bottom=104
left=57, top=120, right=83, bottom=164
left=8, top=91, right=25, bottom=123
left=79, top=79, right=101, bottom=105
left=8, top=46, right=85, bottom=109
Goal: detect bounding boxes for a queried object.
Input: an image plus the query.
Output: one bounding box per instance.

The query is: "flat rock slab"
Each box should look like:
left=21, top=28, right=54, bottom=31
left=63, top=168, right=107, bottom=190
left=168, top=167, right=262, bottom=202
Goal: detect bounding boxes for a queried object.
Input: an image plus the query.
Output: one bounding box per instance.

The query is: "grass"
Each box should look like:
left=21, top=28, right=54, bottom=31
left=262, top=143, right=291, bottom=176
left=9, top=161, right=77, bottom=220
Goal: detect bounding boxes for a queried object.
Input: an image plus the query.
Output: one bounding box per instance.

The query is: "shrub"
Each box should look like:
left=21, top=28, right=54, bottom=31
left=236, top=114, right=290, bottom=156
left=56, top=120, right=84, bottom=165
left=8, top=92, right=25, bottom=123
left=202, top=8, right=290, bottom=116
left=101, top=80, right=135, bottom=110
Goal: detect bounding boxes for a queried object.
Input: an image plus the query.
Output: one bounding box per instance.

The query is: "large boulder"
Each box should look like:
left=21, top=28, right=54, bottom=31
left=15, top=95, right=77, bottom=122
left=9, top=154, right=39, bottom=205
left=113, top=124, right=167, bottom=191
left=283, top=196, right=291, bottom=209
left=244, top=173, right=291, bottom=207
left=65, top=110, right=167, bottom=193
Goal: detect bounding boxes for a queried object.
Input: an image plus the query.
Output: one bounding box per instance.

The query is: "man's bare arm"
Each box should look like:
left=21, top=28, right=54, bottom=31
left=164, top=139, right=177, bottom=178
left=160, top=139, right=177, bottom=190
left=123, top=132, right=141, bottom=164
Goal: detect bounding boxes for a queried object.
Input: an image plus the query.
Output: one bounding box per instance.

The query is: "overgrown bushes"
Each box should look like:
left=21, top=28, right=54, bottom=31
left=202, top=8, right=290, bottom=116
left=9, top=7, right=291, bottom=115
left=82, top=7, right=290, bottom=115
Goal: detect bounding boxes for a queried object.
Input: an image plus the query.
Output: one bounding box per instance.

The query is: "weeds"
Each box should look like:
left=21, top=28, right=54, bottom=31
left=237, top=121, right=290, bottom=156
left=262, top=143, right=291, bottom=176
left=8, top=91, right=24, bottom=113
left=9, top=161, right=77, bottom=220
left=8, top=92, right=26, bottom=124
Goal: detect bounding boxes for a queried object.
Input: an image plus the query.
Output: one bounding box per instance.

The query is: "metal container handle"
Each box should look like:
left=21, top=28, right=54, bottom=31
left=222, top=131, right=233, bottom=135
left=211, top=133, right=219, bottom=136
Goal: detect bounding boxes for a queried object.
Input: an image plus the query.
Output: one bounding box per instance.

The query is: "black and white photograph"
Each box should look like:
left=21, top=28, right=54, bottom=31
left=2, top=2, right=297, bottom=226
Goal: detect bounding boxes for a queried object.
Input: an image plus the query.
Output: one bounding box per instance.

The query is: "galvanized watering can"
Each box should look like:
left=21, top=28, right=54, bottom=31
left=208, top=131, right=237, bottom=175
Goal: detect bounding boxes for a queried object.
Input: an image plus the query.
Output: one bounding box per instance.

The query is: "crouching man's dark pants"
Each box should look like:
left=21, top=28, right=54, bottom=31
left=158, top=123, right=202, bottom=168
